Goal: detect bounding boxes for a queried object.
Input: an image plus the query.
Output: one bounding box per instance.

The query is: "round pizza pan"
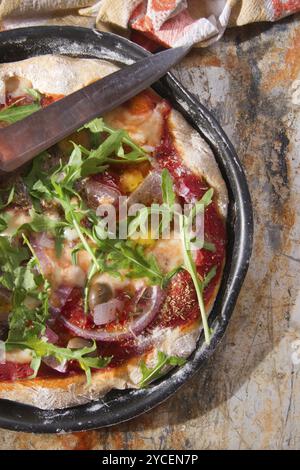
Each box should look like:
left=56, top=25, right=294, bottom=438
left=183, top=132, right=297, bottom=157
left=0, top=26, right=253, bottom=433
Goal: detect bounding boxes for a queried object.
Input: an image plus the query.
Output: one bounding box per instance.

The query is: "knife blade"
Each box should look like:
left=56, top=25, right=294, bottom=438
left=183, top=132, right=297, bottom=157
left=0, top=46, right=190, bottom=172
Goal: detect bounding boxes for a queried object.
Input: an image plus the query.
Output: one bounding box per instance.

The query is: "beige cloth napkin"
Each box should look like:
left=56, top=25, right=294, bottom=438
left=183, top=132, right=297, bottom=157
left=0, top=1, right=299, bottom=47
left=0, top=1, right=91, bottom=17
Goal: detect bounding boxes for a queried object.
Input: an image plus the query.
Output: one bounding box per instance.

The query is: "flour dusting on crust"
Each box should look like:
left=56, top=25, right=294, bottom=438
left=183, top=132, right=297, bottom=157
left=0, top=55, right=118, bottom=95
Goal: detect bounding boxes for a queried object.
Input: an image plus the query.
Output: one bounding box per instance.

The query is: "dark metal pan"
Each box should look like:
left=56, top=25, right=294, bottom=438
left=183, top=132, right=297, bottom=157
left=0, top=26, right=253, bottom=433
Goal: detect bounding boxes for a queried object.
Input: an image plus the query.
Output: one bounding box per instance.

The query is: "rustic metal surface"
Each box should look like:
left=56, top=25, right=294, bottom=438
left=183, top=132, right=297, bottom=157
left=1, top=13, right=300, bottom=449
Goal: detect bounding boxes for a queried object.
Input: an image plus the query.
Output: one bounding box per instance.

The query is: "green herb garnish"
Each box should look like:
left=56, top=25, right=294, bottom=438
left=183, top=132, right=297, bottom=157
left=5, top=338, right=111, bottom=384
left=0, top=88, right=42, bottom=124
left=21, top=131, right=162, bottom=309
left=0, top=102, right=41, bottom=124
left=1, top=234, right=111, bottom=381
left=81, top=118, right=148, bottom=163
left=139, top=351, right=186, bottom=388
left=129, top=169, right=216, bottom=344
left=25, top=88, right=42, bottom=103
left=0, top=186, right=15, bottom=210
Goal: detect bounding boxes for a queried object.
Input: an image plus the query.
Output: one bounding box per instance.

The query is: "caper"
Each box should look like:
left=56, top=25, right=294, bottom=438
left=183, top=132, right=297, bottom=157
left=88, top=283, right=113, bottom=310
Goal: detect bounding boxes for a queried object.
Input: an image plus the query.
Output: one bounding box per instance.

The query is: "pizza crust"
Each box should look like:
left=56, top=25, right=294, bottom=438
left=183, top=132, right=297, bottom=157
left=168, top=110, right=228, bottom=217
left=0, top=55, right=118, bottom=96
left=0, top=323, right=200, bottom=409
left=0, top=54, right=227, bottom=409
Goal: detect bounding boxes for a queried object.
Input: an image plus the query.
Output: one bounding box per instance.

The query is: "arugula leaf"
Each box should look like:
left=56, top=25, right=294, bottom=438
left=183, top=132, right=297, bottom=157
left=60, top=143, right=83, bottom=185
left=7, top=235, right=51, bottom=341
left=0, top=217, right=8, bottom=232
left=0, top=186, right=15, bottom=210
left=127, top=170, right=175, bottom=240
left=0, top=209, right=66, bottom=240
left=80, top=118, right=148, bottom=165
left=80, top=117, right=105, bottom=134
left=0, top=235, right=45, bottom=349
left=77, top=124, right=147, bottom=178
left=25, top=88, right=42, bottom=103
left=94, top=238, right=164, bottom=286
left=23, top=152, right=49, bottom=191
left=77, top=350, right=112, bottom=385
left=30, top=179, right=52, bottom=199
left=202, top=241, right=216, bottom=252
left=160, top=170, right=215, bottom=344
left=0, top=237, right=28, bottom=291
left=0, top=102, right=41, bottom=124
left=203, top=266, right=217, bottom=289
left=127, top=207, right=151, bottom=239
left=139, top=351, right=186, bottom=388
left=162, top=265, right=182, bottom=287
left=14, top=264, right=37, bottom=292
left=161, top=169, right=175, bottom=208
left=5, top=338, right=112, bottom=383
left=0, top=233, right=110, bottom=381
left=19, top=209, right=65, bottom=235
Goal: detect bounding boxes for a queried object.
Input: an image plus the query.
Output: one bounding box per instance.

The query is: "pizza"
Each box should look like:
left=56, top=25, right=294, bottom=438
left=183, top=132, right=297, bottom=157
left=0, top=55, right=227, bottom=409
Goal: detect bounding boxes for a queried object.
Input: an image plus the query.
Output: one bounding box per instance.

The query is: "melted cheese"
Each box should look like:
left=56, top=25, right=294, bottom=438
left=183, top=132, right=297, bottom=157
left=148, top=235, right=184, bottom=274
left=104, top=98, right=166, bottom=148
left=53, top=265, right=86, bottom=289
left=5, top=349, right=33, bottom=364
left=2, top=210, right=32, bottom=236
left=91, top=273, right=148, bottom=293
left=37, top=240, right=89, bottom=289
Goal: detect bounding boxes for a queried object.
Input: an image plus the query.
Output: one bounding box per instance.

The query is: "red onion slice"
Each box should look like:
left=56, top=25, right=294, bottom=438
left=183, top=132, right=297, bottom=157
left=42, top=356, right=67, bottom=373
left=130, top=286, right=165, bottom=335
left=30, top=234, right=54, bottom=273
left=41, top=327, right=66, bottom=373
left=93, top=299, right=123, bottom=326
left=85, top=180, right=121, bottom=209
left=49, top=285, right=73, bottom=317
left=177, top=182, right=192, bottom=201
left=127, top=171, right=162, bottom=207
left=0, top=340, right=5, bottom=364
left=43, top=326, right=58, bottom=344
left=61, top=286, right=165, bottom=342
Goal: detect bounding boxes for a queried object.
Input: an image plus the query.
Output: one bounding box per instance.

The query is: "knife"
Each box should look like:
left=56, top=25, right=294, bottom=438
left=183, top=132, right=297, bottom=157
left=0, top=46, right=190, bottom=172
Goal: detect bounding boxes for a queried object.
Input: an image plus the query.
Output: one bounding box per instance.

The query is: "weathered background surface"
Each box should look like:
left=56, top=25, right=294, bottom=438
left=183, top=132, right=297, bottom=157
left=1, top=13, right=300, bottom=450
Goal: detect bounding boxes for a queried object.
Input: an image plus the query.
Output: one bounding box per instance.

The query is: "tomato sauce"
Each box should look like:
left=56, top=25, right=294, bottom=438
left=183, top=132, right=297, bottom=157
left=155, top=116, right=226, bottom=309
left=0, top=92, right=61, bottom=110
left=0, top=362, right=33, bottom=381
